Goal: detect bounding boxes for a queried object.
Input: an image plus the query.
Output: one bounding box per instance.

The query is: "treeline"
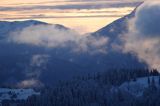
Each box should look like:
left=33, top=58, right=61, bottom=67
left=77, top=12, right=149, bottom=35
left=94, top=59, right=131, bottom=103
left=74, top=68, right=159, bottom=86
left=3, top=69, right=160, bottom=106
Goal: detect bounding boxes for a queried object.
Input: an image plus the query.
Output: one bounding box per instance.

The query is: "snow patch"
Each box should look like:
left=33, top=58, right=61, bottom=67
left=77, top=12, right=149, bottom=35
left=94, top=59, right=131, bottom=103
left=0, top=88, right=40, bottom=102
left=119, top=76, right=160, bottom=96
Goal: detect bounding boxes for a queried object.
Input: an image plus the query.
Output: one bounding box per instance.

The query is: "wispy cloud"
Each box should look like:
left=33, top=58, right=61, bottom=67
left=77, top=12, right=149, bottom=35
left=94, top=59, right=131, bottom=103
left=8, top=24, right=109, bottom=54
left=0, top=2, right=141, bottom=11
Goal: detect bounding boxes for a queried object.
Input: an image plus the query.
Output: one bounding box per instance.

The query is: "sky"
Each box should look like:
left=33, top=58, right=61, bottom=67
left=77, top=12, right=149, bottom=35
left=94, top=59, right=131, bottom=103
left=0, top=0, right=143, bottom=33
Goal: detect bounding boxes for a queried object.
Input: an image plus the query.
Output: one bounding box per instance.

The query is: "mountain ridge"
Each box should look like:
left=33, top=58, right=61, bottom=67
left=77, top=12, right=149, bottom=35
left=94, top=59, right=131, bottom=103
left=0, top=9, right=148, bottom=87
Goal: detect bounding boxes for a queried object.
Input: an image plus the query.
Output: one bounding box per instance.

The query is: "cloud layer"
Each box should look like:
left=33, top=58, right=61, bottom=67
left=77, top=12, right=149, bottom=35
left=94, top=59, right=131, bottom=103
left=122, top=1, right=160, bottom=70
left=8, top=24, right=108, bottom=54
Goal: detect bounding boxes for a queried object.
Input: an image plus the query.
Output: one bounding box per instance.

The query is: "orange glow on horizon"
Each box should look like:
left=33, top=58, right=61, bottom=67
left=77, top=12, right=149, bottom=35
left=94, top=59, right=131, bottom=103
left=0, top=0, right=135, bottom=33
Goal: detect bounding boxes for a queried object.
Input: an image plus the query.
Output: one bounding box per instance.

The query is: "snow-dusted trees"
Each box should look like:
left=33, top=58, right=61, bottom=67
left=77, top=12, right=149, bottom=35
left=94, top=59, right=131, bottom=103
left=17, top=69, right=160, bottom=106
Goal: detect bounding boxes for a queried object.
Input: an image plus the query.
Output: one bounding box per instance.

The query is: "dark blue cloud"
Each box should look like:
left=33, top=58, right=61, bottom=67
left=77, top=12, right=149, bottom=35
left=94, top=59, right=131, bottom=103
left=135, top=2, right=160, bottom=37
left=0, top=2, right=141, bottom=11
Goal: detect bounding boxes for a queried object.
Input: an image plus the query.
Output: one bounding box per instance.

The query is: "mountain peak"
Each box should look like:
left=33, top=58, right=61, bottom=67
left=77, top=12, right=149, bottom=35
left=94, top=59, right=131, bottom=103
left=92, top=7, right=136, bottom=41
left=0, top=20, right=69, bottom=38
left=92, top=2, right=144, bottom=38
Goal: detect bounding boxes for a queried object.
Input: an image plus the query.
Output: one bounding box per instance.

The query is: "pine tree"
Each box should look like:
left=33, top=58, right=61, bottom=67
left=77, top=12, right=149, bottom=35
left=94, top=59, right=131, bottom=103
left=151, top=77, right=157, bottom=91
left=148, top=77, right=150, bottom=86
left=151, top=77, right=155, bottom=86
left=133, top=73, right=137, bottom=82
left=159, top=76, right=160, bottom=86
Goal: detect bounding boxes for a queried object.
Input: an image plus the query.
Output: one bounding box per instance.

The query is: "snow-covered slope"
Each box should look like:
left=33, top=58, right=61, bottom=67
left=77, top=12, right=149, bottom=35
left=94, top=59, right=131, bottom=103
left=119, top=76, right=160, bottom=96
left=0, top=88, right=39, bottom=102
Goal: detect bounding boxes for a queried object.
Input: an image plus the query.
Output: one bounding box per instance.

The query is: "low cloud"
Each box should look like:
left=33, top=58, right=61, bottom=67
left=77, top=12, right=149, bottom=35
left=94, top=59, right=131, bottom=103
left=30, top=54, right=49, bottom=67
left=26, top=54, right=49, bottom=78
left=121, top=1, right=160, bottom=70
left=8, top=24, right=109, bottom=54
left=17, top=54, right=49, bottom=88
left=17, top=79, right=44, bottom=88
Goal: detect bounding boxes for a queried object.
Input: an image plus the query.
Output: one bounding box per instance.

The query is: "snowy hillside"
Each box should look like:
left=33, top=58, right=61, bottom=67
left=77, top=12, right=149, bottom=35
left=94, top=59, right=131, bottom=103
left=119, top=76, right=160, bottom=96
left=0, top=88, right=40, bottom=102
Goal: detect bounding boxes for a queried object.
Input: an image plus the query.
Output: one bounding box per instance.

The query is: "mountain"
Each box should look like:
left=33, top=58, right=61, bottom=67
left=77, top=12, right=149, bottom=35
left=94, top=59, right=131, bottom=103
left=0, top=10, right=147, bottom=88
left=0, top=20, right=84, bottom=87
left=92, top=9, right=136, bottom=47
left=0, top=20, right=68, bottom=38
left=93, top=9, right=135, bottom=37
left=0, top=20, right=45, bottom=38
left=89, top=9, right=146, bottom=69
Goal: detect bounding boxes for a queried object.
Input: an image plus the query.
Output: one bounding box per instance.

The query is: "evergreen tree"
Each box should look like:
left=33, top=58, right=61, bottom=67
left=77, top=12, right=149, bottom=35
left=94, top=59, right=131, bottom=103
left=159, top=76, right=160, bottom=86
left=148, top=77, right=150, bottom=86
left=151, top=77, right=157, bottom=91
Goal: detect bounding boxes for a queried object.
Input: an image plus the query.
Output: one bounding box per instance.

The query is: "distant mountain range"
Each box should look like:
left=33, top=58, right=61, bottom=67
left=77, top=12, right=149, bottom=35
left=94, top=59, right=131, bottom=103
left=0, top=9, right=147, bottom=87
